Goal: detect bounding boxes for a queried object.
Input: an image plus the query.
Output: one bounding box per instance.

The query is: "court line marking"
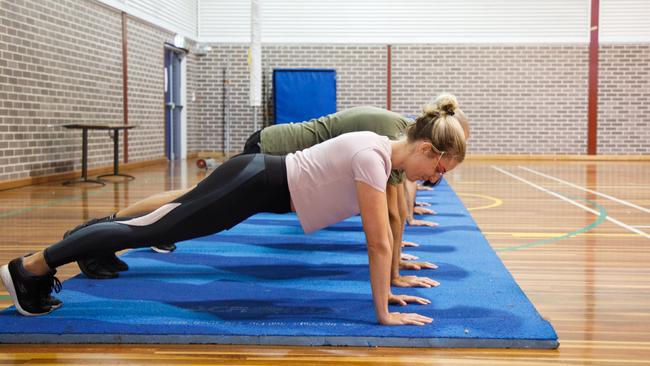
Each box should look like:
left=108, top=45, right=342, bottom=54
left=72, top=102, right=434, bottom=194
left=492, top=166, right=650, bottom=240
left=0, top=189, right=106, bottom=219
left=458, top=193, right=503, bottom=211
left=519, top=166, right=650, bottom=214
left=484, top=231, right=641, bottom=238
left=495, top=198, right=607, bottom=252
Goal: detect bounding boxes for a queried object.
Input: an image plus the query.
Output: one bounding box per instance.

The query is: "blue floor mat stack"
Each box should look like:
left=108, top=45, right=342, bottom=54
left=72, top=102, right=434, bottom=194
left=0, top=180, right=558, bottom=348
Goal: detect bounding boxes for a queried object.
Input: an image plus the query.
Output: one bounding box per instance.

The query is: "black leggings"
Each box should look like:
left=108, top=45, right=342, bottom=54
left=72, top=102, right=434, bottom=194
left=242, top=129, right=262, bottom=154
left=44, top=154, right=291, bottom=269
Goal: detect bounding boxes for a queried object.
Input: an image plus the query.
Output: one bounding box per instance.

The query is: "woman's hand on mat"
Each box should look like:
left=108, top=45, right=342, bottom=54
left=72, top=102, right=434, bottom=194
left=407, top=219, right=439, bottom=227
left=415, top=201, right=431, bottom=207
left=389, top=293, right=431, bottom=306
left=392, top=275, right=440, bottom=288
left=401, top=253, right=419, bottom=261
left=381, top=312, right=433, bottom=326
left=400, top=261, right=438, bottom=270
left=401, top=240, right=420, bottom=248
left=414, top=207, right=436, bottom=215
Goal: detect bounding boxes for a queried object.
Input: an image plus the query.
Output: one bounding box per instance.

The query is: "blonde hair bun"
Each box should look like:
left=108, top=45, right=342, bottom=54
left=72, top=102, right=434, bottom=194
left=433, top=93, right=459, bottom=116
left=422, top=93, right=459, bottom=118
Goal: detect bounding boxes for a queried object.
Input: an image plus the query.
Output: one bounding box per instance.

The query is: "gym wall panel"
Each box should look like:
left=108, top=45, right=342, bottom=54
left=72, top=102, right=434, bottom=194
left=98, top=0, right=197, bottom=40
left=198, top=0, right=590, bottom=43
left=601, top=0, right=650, bottom=43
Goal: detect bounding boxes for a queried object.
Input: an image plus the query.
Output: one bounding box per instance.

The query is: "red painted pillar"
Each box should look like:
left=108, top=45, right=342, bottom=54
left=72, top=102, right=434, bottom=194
left=587, top=0, right=599, bottom=155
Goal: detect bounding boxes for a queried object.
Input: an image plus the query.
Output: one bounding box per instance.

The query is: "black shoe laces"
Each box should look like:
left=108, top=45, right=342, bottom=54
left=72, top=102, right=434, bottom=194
left=37, top=275, right=62, bottom=301
left=52, top=276, right=62, bottom=294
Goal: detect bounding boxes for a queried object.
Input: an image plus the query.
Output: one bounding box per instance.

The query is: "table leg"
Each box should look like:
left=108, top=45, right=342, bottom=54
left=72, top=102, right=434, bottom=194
left=98, top=128, right=135, bottom=182
left=63, top=128, right=105, bottom=186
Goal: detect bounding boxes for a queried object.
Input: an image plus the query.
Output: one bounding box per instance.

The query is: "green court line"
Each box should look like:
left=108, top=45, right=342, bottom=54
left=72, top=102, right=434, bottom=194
left=496, top=198, right=607, bottom=252
left=0, top=296, right=10, bottom=300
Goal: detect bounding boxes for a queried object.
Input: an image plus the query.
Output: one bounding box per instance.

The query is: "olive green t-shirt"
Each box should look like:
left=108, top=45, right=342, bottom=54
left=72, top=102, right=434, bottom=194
left=261, top=106, right=412, bottom=185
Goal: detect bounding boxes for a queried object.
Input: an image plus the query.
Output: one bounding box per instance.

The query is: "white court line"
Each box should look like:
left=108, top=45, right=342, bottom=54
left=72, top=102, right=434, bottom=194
left=491, top=166, right=650, bottom=240
left=519, top=166, right=650, bottom=214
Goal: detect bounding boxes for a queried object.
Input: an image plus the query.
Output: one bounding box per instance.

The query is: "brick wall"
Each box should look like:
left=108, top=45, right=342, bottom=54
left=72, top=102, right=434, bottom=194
left=392, top=45, right=590, bottom=154
left=0, top=0, right=177, bottom=183
left=0, top=0, right=123, bottom=182
left=187, top=44, right=387, bottom=152
left=125, top=17, right=171, bottom=162
left=190, top=43, right=648, bottom=156
left=598, top=44, right=650, bottom=154
left=189, top=44, right=598, bottom=155
left=185, top=52, right=201, bottom=153
left=187, top=46, right=229, bottom=153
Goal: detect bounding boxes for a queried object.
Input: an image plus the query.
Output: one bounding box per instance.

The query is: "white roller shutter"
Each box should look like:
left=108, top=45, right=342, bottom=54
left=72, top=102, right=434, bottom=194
left=99, top=0, right=198, bottom=39
left=199, top=0, right=590, bottom=43
left=601, top=0, right=650, bottom=43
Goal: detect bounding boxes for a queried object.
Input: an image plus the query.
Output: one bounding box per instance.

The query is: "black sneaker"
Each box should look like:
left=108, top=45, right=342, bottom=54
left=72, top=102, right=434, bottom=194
left=77, top=252, right=129, bottom=279
left=0, top=258, right=62, bottom=316
left=102, top=253, right=129, bottom=272
left=151, top=243, right=177, bottom=253
left=24, top=253, right=63, bottom=309
left=38, top=276, right=62, bottom=310
left=63, top=214, right=117, bottom=239
left=77, top=256, right=119, bottom=280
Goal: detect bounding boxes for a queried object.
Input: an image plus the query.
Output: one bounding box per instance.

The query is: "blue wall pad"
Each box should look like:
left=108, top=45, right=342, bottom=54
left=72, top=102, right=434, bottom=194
left=0, top=180, right=558, bottom=348
left=273, top=69, right=337, bottom=124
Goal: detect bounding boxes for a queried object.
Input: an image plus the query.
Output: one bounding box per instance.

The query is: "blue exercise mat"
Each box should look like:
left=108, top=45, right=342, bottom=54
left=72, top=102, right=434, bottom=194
left=0, top=181, right=558, bottom=348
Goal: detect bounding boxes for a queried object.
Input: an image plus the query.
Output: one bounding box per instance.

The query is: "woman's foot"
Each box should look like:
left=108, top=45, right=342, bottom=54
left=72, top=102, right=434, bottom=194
left=24, top=253, right=63, bottom=309
left=0, top=257, right=62, bottom=316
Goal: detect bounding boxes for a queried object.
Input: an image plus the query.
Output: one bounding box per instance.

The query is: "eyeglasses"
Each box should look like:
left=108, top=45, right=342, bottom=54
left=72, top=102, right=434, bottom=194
left=429, top=151, right=446, bottom=187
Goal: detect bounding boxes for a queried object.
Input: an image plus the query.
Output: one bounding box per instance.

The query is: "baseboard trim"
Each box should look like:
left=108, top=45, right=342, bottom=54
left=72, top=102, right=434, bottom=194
left=0, top=157, right=168, bottom=191
left=188, top=151, right=231, bottom=160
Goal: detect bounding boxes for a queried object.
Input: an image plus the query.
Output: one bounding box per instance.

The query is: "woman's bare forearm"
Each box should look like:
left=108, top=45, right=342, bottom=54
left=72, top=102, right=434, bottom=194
left=367, top=239, right=393, bottom=323
left=386, top=184, right=402, bottom=280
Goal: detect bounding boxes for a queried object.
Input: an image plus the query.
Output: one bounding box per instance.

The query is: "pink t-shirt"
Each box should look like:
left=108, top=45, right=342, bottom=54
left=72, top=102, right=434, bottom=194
left=285, top=131, right=392, bottom=233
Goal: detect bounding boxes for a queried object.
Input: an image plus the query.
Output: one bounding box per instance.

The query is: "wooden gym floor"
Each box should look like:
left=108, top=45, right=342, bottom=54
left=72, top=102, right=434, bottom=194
left=0, top=159, right=648, bottom=365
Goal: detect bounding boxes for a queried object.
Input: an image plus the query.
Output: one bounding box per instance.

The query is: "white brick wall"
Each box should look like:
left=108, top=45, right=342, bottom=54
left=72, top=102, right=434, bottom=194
left=598, top=45, right=650, bottom=154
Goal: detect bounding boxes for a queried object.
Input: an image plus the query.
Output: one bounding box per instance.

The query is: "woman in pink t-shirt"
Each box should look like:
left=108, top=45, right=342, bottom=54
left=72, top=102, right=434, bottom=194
left=3, top=96, right=466, bottom=326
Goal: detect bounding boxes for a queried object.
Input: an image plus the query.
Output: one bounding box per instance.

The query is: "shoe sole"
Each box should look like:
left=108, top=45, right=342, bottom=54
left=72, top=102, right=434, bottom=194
left=0, top=264, right=53, bottom=317
left=150, top=246, right=173, bottom=254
